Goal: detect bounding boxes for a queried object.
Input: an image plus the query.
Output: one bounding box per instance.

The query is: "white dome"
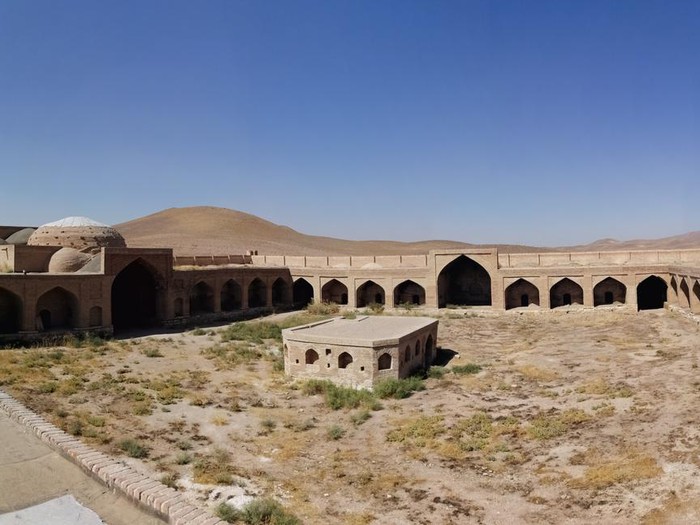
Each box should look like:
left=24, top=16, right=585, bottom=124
left=40, top=216, right=109, bottom=228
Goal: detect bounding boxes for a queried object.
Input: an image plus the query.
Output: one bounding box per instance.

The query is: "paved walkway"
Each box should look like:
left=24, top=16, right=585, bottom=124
left=0, top=411, right=165, bottom=525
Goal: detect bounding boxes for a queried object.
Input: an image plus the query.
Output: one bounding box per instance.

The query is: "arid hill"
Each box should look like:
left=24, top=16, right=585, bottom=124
left=114, top=206, right=700, bottom=256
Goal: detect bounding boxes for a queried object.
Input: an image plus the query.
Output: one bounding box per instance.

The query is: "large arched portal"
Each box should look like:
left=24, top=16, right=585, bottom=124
left=190, top=281, right=215, bottom=315
left=637, top=276, right=667, bottom=310
left=357, top=280, right=385, bottom=308
left=221, top=280, right=242, bottom=312
left=111, top=260, right=159, bottom=330
left=505, top=279, right=540, bottom=309
left=437, top=256, right=491, bottom=308
left=248, top=278, right=267, bottom=308
left=394, top=280, right=425, bottom=306
left=594, top=277, right=626, bottom=306
left=0, top=288, right=21, bottom=334
left=37, top=287, right=79, bottom=331
left=550, top=278, right=583, bottom=308
left=321, top=279, right=348, bottom=305
left=293, top=278, right=314, bottom=308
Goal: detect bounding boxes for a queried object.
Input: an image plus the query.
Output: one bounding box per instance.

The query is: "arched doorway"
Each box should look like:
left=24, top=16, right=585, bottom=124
left=190, top=281, right=215, bottom=315
left=272, top=278, right=290, bottom=307
left=321, top=279, right=348, bottom=305
left=293, top=278, right=314, bottom=308
left=378, top=353, right=392, bottom=370
left=221, top=280, right=242, bottom=311
left=111, top=260, right=159, bottom=330
left=637, top=276, right=667, bottom=310
left=36, top=287, right=78, bottom=331
left=394, top=280, right=426, bottom=306
left=357, top=280, right=385, bottom=307
left=593, top=277, right=626, bottom=306
left=0, top=287, right=21, bottom=334
left=505, top=279, right=540, bottom=309
left=248, top=278, right=267, bottom=308
left=437, top=255, right=491, bottom=308
left=693, top=281, right=700, bottom=313
left=550, top=278, right=583, bottom=308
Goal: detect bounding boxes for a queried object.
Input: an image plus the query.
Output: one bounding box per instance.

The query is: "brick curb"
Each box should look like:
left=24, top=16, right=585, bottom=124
left=0, top=389, right=226, bottom=525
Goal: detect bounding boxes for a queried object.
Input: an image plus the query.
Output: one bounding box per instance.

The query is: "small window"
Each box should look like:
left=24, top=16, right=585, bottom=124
left=521, top=294, right=529, bottom=307
left=604, top=291, right=614, bottom=304
left=563, top=293, right=572, bottom=305
left=325, top=348, right=331, bottom=356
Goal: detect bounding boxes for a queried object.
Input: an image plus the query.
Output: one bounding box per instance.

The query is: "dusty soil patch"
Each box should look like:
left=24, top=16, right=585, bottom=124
left=2, top=308, right=700, bottom=524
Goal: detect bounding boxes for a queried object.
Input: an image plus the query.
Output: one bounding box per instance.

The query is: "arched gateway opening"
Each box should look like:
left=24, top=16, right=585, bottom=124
left=637, top=276, right=667, bottom=310
left=357, top=281, right=385, bottom=308
left=0, top=288, right=21, bottom=334
left=394, top=280, right=425, bottom=306
left=505, top=279, right=539, bottom=309
left=322, top=280, right=348, bottom=305
left=550, top=278, right=583, bottom=308
left=37, top=287, right=79, bottom=331
left=437, top=255, right=491, bottom=308
left=293, top=279, right=314, bottom=308
left=594, top=277, right=626, bottom=306
left=111, top=260, right=159, bottom=331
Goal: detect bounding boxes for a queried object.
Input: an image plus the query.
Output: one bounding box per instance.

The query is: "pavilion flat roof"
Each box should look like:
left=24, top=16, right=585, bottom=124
left=282, top=315, right=437, bottom=347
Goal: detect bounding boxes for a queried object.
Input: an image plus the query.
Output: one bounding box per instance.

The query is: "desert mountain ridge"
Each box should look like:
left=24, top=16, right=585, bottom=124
left=114, top=206, right=700, bottom=257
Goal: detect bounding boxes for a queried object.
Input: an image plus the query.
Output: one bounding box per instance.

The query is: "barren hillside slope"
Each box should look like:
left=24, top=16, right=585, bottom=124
left=114, top=206, right=699, bottom=256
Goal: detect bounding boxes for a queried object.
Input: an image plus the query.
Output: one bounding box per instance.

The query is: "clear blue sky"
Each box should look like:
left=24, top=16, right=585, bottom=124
left=1, top=0, right=698, bottom=246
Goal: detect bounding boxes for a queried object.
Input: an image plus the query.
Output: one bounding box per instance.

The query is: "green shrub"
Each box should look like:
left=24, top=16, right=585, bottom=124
left=306, top=301, right=339, bottom=315
left=118, top=438, right=149, bottom=458
left=373, top=377, right=425, bottom=399
left=160, top=472, right=179, bottom=489
left=327, top=425, right=346, bottom=440
left=241, top=497, right=301, bottom=525
left=221, top=322, right=282, bottom=343
left=351, top=409, right=371, bottom=426
left=452, top=364, right=482, bottom=375
left=175, top=452, right=192, bottom=465
left=427, top=366, right=446, bottom=379
left=216, top=502, right=241, bottom=523
left=142, top=348, right=163, bottom=358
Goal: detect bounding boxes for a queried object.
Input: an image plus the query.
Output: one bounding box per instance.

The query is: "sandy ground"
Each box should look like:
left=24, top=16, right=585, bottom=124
left=2, top=307, right=700, bottom=524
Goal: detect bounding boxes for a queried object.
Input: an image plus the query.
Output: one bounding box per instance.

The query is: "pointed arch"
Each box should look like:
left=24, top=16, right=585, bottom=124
left=221, top=279, right=242, bottom=312
left=111, top=258, right=159, bottom=330
left=394, top=280, right=425, bottom=306
left=190, top=281, right=215, bottom=315
left=505, top=279, right=540, bottom=310
left=305, top=349, right=319, bottom=365
left=338, top=352, right=353, bottom=369
left=593, top=277, right=627, bottom=306
left=272, top=278, right=291, bottom=307
left=321, top=279, right=348, bottom=305
left=248, top=278, right=267, bottom=308
left=692, top=281, right=700, bottom=314
left=378, top=353, right=392, bottom=370
left=0, top=287, right=21, bottom=334
left=679, top=278, right=691, bottom=309
left=424, top=334, right=434, bottom=368
left=437, top=255, right=491, bottom=308
left=637, top=276, right=667, bottom=310
left=357, top=280, right=385, bottom=308
left=550, top=278, right=583, bottom=308
left=36, top=287, right=78, bottom=331
left=670, top=276, right=679, bottom=304
left=293, top=278, right=314, bottom=308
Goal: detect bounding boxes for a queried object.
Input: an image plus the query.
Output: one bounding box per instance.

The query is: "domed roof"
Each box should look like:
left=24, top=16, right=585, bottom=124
left=5, top=228, right=36, bottom=245
left=28, top=216, right=126, bottom=250
left=48, top=247, right=93, bottom=273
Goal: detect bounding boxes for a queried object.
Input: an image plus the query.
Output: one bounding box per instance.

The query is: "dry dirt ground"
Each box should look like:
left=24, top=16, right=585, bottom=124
left=2, top=307, right=700, bottom=524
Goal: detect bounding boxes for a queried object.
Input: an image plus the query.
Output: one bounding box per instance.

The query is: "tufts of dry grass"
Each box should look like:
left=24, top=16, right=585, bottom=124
left=576, top=377, right=634, bottom=398
left=569, top=447, right=662, bottom=490
left=527, top=409, right=590, bottom=440
left=516, top=365, right=559, bottom=382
